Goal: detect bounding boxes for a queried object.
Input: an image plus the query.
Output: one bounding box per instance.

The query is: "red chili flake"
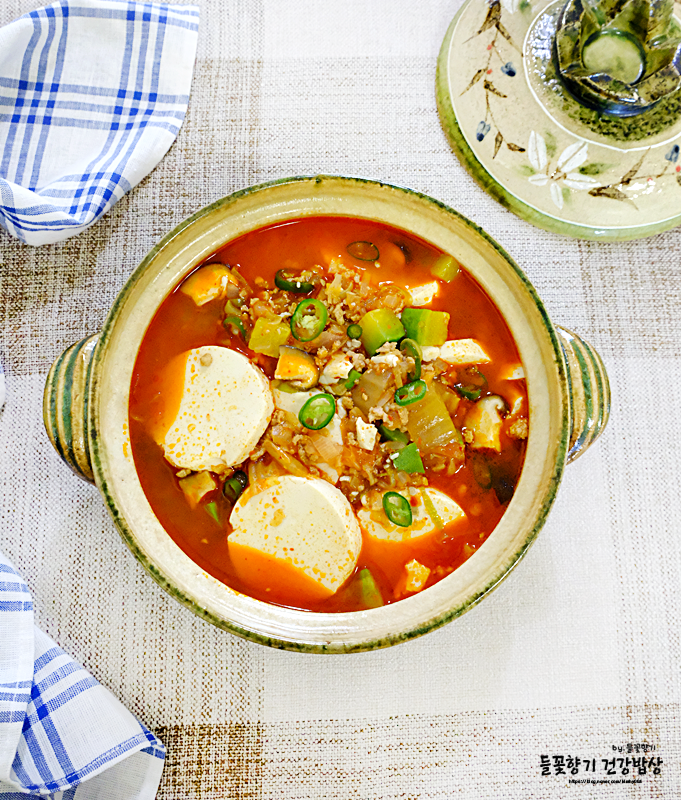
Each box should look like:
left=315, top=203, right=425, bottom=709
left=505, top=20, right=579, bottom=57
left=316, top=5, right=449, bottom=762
left=487, top=44, right=492, bottom=51
left=676, top=166, right=680, bottom=173
left=410, top=496, right=419, bottom=507
left=487, top=69, right=493, bottom=74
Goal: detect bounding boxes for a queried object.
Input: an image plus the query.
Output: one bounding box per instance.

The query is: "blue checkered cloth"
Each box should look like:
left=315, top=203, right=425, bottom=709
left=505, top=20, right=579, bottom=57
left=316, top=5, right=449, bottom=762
left=0, top=551, right=165, bottom=798
left=0, top=0, right=199, bottom=246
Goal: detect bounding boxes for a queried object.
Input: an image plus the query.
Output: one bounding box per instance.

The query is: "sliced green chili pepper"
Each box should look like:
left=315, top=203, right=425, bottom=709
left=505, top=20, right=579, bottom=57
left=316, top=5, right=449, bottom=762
left=378, top=424, right=409, bottom=445
left=298, top=393, right=336, bottom=430
left=394, top=379, right=427, bottom=406
left=399, top=337, right=422, bottom=381
left=345, top=368, right=363, bottom=389
left=274, top=269, right=315, bottom=294
left=347, top=241, right=379, bottom=261
left=204, top=502, right=220, bottom=524
left=383, top=491, right=413, bottom=527
left=392, top=443, right=425, bottom=474
left=223, top=470, right=248, bottom=504
left=346, top=323, right=363, bottom=339
left=454, top=367, right=488, bottom=401
left=291, top=298, right=328, bottom=342
left=223, top=315, right=249, bottom=341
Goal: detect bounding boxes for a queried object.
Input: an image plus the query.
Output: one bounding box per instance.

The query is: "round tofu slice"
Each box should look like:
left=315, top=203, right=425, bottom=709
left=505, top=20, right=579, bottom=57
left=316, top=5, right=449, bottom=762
left=160, top=346, right=274, bottom=471
left=228, top=476, right=362, bottom=602
left=358, top=488, right=466, bottom=543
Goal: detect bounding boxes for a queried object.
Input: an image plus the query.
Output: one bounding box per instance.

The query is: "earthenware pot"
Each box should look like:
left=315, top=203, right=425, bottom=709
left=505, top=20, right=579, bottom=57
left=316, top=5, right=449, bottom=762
left=43, top=176, right=610, bottom=653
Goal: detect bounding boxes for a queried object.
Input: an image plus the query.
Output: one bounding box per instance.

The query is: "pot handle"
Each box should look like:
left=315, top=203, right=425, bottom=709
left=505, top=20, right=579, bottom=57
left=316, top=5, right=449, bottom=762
left=555, top=325, right=611, bottom=464
left=43, top=335, right=99, bottom=484
left=43, top=327, right=609, bottom=478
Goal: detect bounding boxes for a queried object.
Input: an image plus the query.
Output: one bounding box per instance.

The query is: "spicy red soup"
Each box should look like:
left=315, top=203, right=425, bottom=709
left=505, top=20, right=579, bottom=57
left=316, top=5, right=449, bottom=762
left=129, top=217, right=528, bottom=612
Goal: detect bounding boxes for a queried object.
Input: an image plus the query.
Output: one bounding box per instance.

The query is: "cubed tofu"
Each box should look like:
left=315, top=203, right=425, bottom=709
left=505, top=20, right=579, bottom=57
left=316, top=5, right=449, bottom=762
left=159, top=346, right=274, bottom=471
left=228, top=476, right=362, bottom=599
left=421, top=345, right=441, bottom=362
left=180, top=264, right=234, bottom=306
left=439, top=339, right=491, bottom=366
left=408, top=282, right=439, bottom=307
left=178, top=471, right=217, bottom=507
left=404, top=559, right=431, bottom=592
left=499, top=363, right=525, bottom=381
left=370, top=353, right=401, bottom=367
left=319, top=353, right=353, bottom=385
left=465, top=395, right=506, bottom=452
left=358, top=488, right=466, bottom=542
left=356, top=418, right=378, bottom=451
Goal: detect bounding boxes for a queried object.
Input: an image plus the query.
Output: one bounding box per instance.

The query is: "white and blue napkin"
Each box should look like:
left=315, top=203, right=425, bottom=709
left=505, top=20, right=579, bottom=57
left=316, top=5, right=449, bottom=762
left=0, top=550, right=165, bottom=799
left=0, top=0, right=199, bottom=246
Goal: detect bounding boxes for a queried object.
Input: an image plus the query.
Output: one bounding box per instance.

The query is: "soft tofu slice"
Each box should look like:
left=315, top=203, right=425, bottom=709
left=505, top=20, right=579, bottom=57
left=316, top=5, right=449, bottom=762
left=408, top=281, right=439, bottom=307
left=358, top=488, right=466, bottom=543
left=161, top=346, right=274, bottom=471
left=439, top=339, right=491, bottom=366
left=228, top=475, right=362, bottom=597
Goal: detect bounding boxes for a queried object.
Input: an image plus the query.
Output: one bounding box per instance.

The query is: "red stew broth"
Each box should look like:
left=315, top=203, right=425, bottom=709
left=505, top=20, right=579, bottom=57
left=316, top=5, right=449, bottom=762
left=129, top=217, right=527, bottom=612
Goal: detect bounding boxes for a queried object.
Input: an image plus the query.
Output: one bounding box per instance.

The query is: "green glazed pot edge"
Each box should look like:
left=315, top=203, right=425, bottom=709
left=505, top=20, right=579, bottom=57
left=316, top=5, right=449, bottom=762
left=87, top=174, right=571, bottom=654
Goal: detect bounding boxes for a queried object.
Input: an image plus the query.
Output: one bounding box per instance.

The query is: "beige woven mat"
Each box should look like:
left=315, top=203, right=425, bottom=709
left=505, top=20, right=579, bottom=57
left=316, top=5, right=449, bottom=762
left=0, top=0, right=679, bottom=797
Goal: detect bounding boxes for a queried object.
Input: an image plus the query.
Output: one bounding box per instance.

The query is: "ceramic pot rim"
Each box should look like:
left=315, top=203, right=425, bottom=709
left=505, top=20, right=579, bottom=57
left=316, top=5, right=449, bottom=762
left=88, top=175, right=570, bottom=653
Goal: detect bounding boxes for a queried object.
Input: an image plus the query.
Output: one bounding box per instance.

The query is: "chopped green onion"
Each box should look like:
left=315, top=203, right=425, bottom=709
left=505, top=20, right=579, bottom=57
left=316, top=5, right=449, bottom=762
left=454, top=367, right=488, bottom=401
left=383, top=491, right=413, bottom=527
left=456, top=385, right=482, bottom=401
left=223, top=470, right=248, bottom=504
left=223, top=315, right=249, bottom=341
left=346, top=323, right=363, bottom=339
left=357, top=568, right=383, bottom=608
left=298, top=393, right=336, bottom=430
left=394, top=379, right=427, bottom=406
left=399, top=337, right=422, bottom=381
left=378, top=424, right=409, bottom=444
left=347, top=241, right=379, bottom=261
left=420, top=489, right=444, bottom=529
left=345, top=368, right=363, bottom=389
left=204, top=501, right=220, bottom=524
left=274, top=269, right=315, bottom=294
left=291, top=299, right=328, bottom=342
left=430, top=254, right=460, bottom=283
left=391, top=443, right=425, bottom=474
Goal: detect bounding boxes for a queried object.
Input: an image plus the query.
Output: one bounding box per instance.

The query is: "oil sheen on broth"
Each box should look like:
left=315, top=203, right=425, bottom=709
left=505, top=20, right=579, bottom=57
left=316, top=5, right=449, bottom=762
left=129, top=217, right=529, bottom=612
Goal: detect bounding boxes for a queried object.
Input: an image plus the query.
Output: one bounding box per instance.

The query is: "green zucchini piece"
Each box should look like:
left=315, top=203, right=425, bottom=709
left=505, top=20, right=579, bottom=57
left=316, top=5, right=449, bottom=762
left=400, top=308, right=450, bottom=346
left=358, top=308, right=406, bottom=355
left=430, top=254, right=460, bottom=283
